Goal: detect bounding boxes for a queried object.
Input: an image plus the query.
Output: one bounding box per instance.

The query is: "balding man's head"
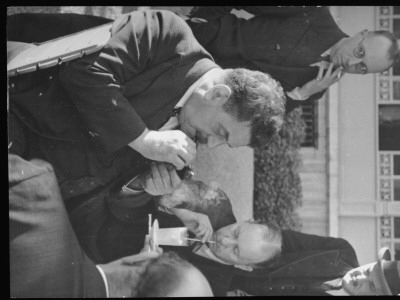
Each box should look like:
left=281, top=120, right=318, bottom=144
left=136, top=251, right=213, bottom=297
left=208, top=220, right=282, bottom=271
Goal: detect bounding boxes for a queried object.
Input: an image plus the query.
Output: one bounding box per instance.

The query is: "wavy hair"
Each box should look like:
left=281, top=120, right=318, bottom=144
left=223, top=68, right=286, bottom=149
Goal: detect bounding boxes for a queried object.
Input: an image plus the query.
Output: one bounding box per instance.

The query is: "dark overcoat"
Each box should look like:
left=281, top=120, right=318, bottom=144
left=7, top=7, right=348, bottom=114
left=230, top=230, right=360, bottom=295
left=8, top=10, right=217, bottom=203
left=9, top=154, right=106, bottom=298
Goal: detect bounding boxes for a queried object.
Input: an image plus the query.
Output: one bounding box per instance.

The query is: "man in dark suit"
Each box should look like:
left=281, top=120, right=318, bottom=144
left=69, top=162, right=283, bottom=296
left=340, top=247, right=399, bottom=295
left=8, top=9, right=285, bottom=208
left=229, top=231, right=400, bottom=295
left=228, top=229, right=359, bottom=295
left=127, top=161, right=399, bottom=296
left=9, top=7, right=399, bottom=115
left=9, top=154, right=214, bottom=297
left=186, top=6, right=400, bottom=113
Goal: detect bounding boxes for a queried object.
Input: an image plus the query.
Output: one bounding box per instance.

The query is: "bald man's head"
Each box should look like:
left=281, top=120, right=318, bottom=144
left=136, top=251, right=213, bottom=297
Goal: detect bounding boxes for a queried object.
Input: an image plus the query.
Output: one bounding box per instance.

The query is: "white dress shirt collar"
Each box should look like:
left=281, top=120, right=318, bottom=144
left=159, top=67, right=219, bottom=131
left=194, top=244, right=230, bottom=265
left=96, top=265, right=109, bottom=298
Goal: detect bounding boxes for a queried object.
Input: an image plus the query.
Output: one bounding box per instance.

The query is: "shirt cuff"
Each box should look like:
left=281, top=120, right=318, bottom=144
left=96, top=265, right=109, bottom=298
left=287, top=87, right=308, bottom=101
left=121, top=174, right=145, bottom=195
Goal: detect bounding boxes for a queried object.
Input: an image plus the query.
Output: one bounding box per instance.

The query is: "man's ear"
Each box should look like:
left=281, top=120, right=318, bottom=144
left=203, top=84, right=231, bottom=106
left=234, top=264, right=253, bottom=272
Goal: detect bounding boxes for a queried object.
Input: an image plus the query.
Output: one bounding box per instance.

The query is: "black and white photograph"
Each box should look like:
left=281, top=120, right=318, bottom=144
left=8, top=6, right=400, bottom=297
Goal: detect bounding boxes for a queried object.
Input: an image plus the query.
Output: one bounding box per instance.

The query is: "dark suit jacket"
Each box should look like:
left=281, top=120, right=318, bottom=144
left=7, top=8, right=347, bottom=114
left=188, top=6, right=348, bottom=113
left=9, top=154, right=106, bottom=298
left=230, top=230, right=360, bottom=295
left=8, top=10, right=217, bottom=203
left=7, top=12, right=111, bottom=43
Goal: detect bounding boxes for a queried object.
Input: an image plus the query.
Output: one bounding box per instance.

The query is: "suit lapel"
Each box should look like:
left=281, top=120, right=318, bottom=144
left=269, top=249, right=355, bottom=279
left=281, top=6, right=347, bottom=67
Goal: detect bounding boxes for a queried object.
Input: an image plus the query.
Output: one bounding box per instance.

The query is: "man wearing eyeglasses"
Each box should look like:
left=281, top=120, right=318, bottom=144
left=8, top=7, right=399, bottom=115
left=186, top=6, right=400, bottom=113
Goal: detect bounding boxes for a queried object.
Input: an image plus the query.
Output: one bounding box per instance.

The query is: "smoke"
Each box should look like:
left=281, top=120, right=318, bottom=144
left=202, top=182, right=219, bottom=201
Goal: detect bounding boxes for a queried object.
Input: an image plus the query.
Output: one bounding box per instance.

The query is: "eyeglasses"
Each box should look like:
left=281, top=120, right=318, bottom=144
left=353, top=37, right=368, bottom=74
left=353, top=37, right=365, bottom=58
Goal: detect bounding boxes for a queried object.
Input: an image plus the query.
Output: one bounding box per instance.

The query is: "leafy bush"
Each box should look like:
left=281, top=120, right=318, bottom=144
left=253, top=107, right=306, bottom=230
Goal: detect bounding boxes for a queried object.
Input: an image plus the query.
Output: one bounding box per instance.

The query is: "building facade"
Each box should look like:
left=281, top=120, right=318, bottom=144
left=298, top=6, right=400, bottom=265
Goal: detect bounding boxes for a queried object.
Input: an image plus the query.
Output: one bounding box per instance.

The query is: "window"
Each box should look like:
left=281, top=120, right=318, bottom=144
left=395, top=242, right=400, bottom=260
left=378, top=105, right=400, bottom=151
left=378, top=153, right=400, bottom=202
left=394, top=217, right=400, bottom=237
left=394, top=179, right=400, bottom=201
left=394, top=155, right=400, bottom=175
left=380, top=216, right=400, bottom=259
left=300, top=102, right=318, bottom=148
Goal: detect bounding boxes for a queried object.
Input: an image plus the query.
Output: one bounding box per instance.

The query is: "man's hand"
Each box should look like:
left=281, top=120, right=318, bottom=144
left=129, top=129, right=196, bottom=170
left=297, top=63, right=344, bottom=99
left=169, top=207, right=213, bottom=243
left=140, top=162, right=182, bottom=196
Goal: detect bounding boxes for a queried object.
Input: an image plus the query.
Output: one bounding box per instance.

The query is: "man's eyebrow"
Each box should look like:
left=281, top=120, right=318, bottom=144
left=362, top=62, right=369, bottom=74
left=222, top=125, right=229, bottom=139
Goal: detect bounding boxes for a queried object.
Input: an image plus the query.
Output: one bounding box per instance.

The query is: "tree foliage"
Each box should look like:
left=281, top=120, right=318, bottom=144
left=254, top=107, right=306, bottom=230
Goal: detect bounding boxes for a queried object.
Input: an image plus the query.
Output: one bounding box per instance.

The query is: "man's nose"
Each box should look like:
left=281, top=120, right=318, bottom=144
left=220, top=236, right=236, bottom=246
left=206, top=136, right=225, bottom=149
left=347, top=57, right=362, bottom=67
